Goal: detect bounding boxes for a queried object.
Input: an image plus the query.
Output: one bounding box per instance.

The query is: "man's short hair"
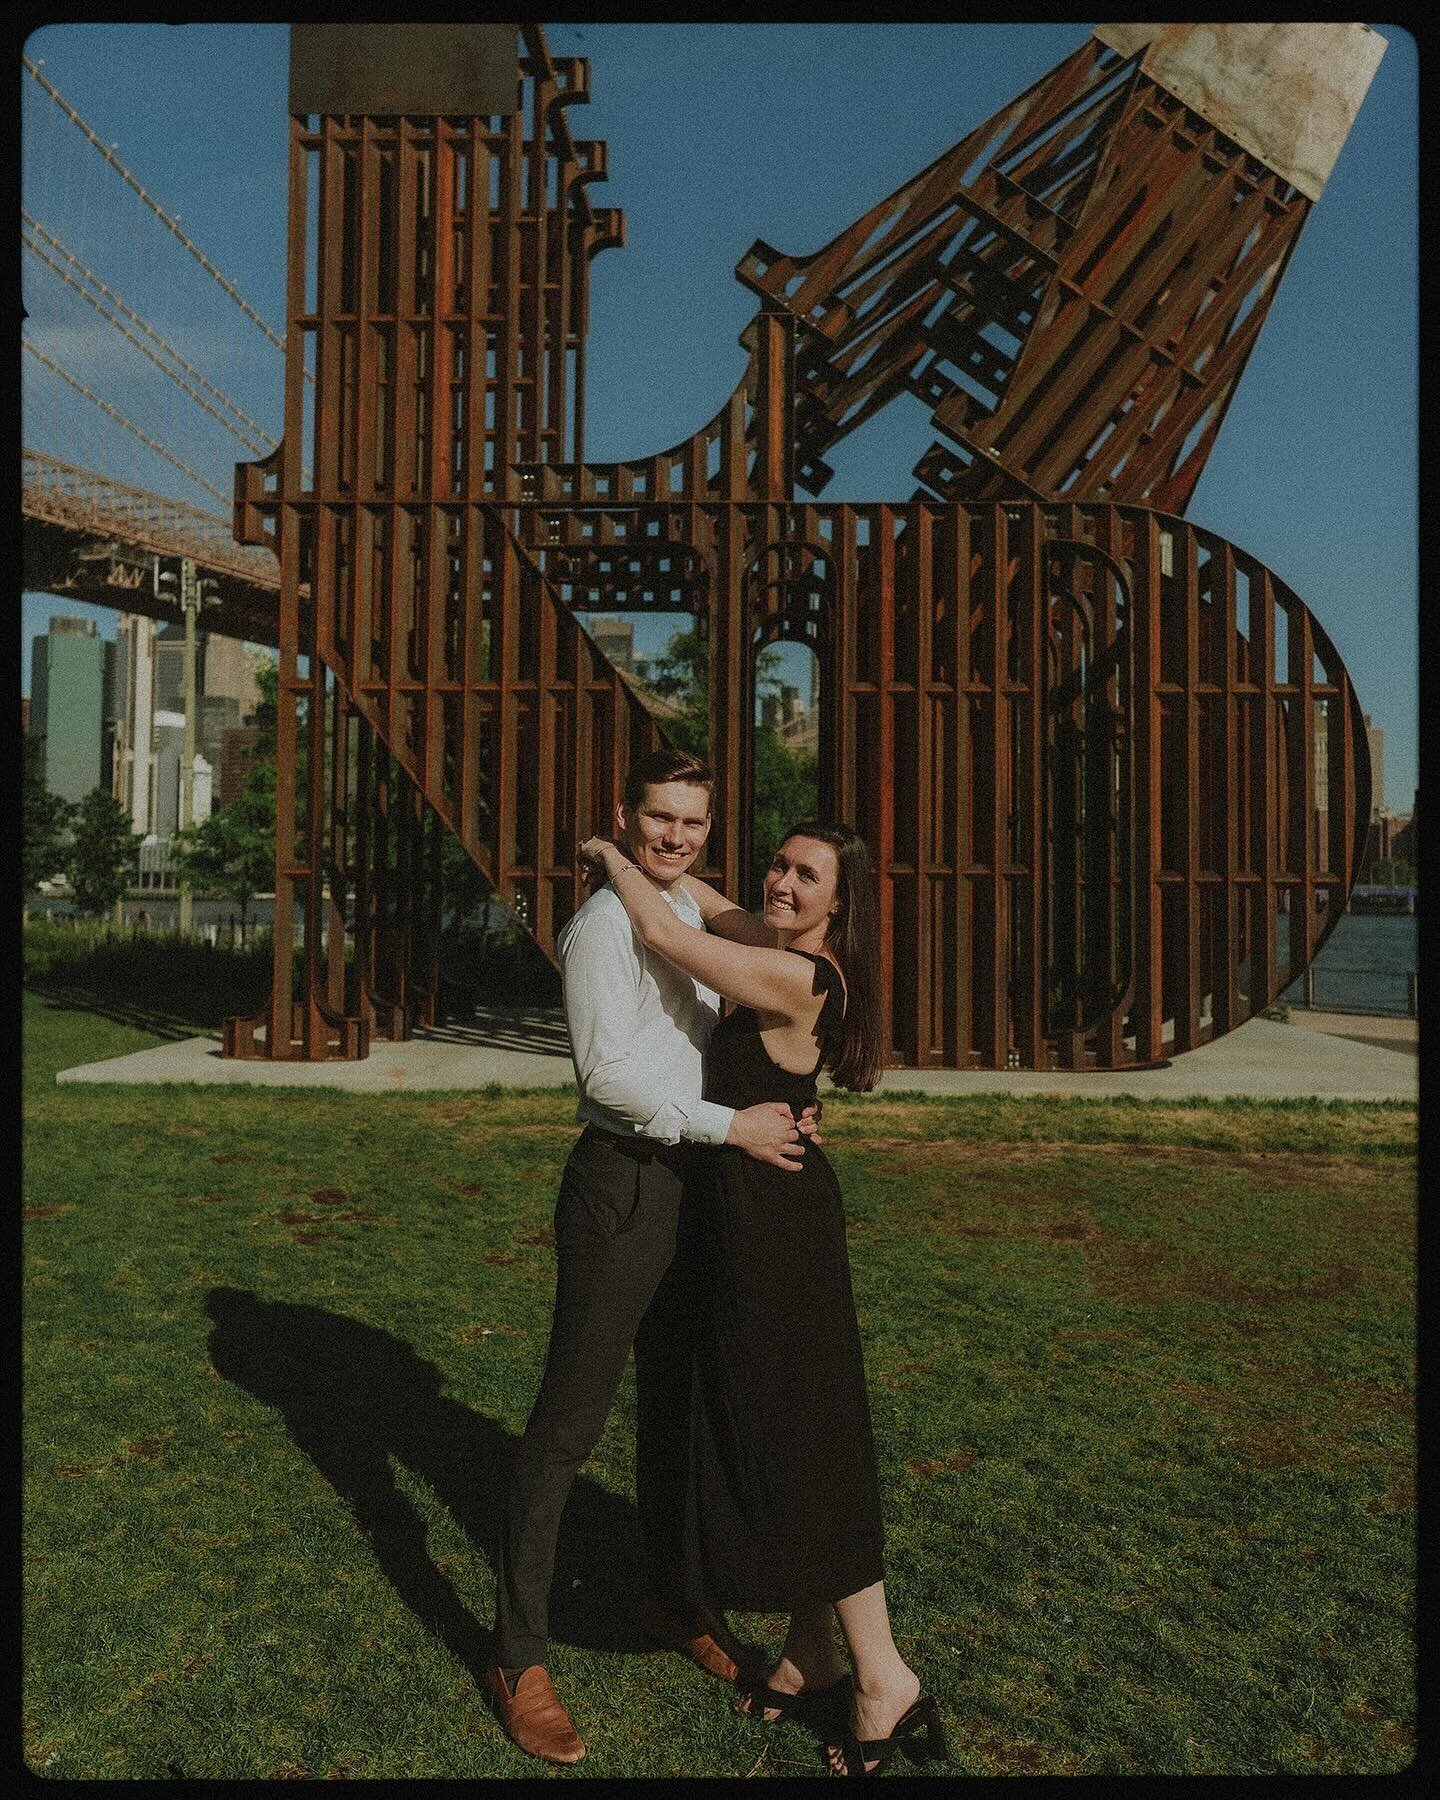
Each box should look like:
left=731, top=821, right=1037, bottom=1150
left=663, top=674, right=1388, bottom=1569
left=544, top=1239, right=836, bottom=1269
left=623, top=747, right=714, bottom=811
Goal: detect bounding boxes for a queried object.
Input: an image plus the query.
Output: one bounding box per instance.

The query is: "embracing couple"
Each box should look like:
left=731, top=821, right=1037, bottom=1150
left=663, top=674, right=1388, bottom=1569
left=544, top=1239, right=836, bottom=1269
left=484, top=748, right=946, bottom=1776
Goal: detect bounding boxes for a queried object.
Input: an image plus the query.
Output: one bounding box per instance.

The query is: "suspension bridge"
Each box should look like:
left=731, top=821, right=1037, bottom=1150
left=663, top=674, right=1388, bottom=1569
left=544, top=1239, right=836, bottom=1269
left=21, top=54, right=287, bottom=647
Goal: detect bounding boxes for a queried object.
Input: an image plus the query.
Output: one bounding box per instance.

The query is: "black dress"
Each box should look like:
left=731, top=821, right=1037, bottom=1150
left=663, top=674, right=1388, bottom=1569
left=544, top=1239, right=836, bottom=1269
left=680, top=950, right=886, bottom=1612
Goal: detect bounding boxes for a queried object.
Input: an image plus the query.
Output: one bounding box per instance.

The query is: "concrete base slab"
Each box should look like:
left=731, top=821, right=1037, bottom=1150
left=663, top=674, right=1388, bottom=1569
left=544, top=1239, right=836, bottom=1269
left=54, top=1007, right=1416, bottom=1103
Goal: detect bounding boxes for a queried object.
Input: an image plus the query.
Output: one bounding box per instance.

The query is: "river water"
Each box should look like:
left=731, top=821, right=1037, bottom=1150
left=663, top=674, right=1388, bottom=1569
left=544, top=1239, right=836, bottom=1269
left=1279, top=911, right=1417, bottom=1016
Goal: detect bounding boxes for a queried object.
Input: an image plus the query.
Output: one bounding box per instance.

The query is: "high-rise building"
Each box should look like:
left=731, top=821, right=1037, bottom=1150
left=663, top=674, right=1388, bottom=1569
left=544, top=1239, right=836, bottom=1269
left=109, top=615, right=262, bottom=830
left=153, top=621, right=187, bottom=715
left=152, top=712, right=186, bottom=836
left=1390, top=794, right=1417, bottom=869
left=149, top=713, right=213, bottom=836
left=203, top=634, right=267, bottom=720
left=589, top=616, right=635, bottom=674
left=200, top=694, right=243, bottom=769
left=219, top=724, right=262, bottom=811
left=110, top=613, right=158, bottom=835
left=28, top=615, right=109, bottom=803
left=1363, top=714, right=1388, bottom=819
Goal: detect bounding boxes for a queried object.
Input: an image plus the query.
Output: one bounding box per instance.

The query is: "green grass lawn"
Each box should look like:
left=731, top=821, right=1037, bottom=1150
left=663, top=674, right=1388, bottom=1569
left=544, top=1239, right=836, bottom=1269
left=23, top=988, right=1416, bottom=1778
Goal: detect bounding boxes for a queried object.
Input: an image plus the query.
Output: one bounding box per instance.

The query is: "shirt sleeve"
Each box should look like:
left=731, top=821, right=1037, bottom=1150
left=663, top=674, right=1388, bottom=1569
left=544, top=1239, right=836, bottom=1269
left=561, top=904, right=736, bottom=1146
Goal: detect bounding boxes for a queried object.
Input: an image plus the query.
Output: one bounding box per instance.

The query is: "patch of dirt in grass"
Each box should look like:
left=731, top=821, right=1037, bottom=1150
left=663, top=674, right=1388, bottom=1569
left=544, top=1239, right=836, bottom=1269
left=1088, top=1242, right=1362, bottom=1308
left=515, top=1227, right=554, bottom=1248
left=961, top=1728, right=1087, bottom=1776
left=23, top=1204, right=72, bottom=1219
left=941, top=1215, right=1103, bottom=1246
left=846, top=1138, right=1402, bottom=1190
left=1160, top=1375, right=1413, bottom=1476
left=266, top=1198, right=386, bottom=1245
left=880, top=1358, right=934, bottom=1390
left=905, top=1448, right=975, bottom=1478
left=120, top=1433, right=171, bottom=1462
left=1363, top=1460, right=1415, bottom=1514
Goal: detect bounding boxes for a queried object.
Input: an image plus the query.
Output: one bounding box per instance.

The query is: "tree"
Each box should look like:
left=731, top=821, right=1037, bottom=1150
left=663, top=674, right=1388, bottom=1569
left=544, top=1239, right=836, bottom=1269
left=640, top=627, right=710, bottom=757
left=173, top=656, right=279, bottom=940
left=22, top=735, right=72, bottom=901
left=749, top=724, right=819, bottom=899
left=173, top=775, right=276, bottom=940
left=250, top=656, right=279, bottom=758
left=642, top=627, right=788, bottom=753
left=65, top=789, right=142, bottom=917
left=640, top=628, right=818, bottom=899
left=1370, top=857, right=1415, bottom=889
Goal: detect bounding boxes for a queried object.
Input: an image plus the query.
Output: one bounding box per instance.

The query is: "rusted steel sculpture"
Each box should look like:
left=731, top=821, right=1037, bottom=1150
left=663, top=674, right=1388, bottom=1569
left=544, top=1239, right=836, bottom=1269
left=227, top=21, right=1381, bottom=1068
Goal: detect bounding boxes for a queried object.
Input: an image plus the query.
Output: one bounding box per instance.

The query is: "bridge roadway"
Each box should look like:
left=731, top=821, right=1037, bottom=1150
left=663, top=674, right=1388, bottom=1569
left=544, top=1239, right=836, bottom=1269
left=23, top=450, right=280, bottom=647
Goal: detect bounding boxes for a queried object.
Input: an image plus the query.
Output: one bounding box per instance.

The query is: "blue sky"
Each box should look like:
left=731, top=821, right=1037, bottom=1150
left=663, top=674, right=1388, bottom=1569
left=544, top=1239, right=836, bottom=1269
left=21, top=22, right=1418, bottom=810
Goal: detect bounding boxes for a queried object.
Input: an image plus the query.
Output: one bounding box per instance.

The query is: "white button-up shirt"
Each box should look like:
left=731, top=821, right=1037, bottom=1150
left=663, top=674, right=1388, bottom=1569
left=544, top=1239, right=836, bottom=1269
left=558, top=881, right=736, bottom=1146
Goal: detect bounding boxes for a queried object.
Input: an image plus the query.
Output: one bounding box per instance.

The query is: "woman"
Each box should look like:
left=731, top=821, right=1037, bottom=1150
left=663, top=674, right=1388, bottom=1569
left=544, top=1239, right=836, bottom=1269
left=578, top=821, right=946, bottom=1777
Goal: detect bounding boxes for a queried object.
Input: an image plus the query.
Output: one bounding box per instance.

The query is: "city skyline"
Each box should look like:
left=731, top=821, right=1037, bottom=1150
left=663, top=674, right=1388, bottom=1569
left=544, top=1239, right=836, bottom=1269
left=27, top=602, right=267, bottom=839
left=21, top=23, right=1418, bottom=810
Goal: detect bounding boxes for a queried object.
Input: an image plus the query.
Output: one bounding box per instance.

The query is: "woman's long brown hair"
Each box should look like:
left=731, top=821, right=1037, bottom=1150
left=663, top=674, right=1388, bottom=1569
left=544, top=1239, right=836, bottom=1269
left=776, top=821, right=884, bottom=1092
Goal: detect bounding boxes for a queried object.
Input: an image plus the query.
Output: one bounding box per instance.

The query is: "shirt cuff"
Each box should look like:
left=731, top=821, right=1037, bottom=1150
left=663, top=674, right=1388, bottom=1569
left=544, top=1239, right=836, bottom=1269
left=678, top=1100, right=735, bottom=1147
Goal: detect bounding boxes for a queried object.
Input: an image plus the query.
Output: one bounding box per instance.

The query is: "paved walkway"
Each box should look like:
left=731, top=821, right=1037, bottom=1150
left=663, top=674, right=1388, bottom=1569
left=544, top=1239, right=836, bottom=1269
left=55, top=1005, right=1417, bottom=1103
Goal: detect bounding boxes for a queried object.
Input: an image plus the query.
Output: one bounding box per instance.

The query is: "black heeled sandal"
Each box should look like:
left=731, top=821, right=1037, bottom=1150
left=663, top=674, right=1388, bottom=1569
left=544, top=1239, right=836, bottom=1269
left=734, top=1673, right=850, bottom=1725
left=828, top=1694, right=947, bottom=1776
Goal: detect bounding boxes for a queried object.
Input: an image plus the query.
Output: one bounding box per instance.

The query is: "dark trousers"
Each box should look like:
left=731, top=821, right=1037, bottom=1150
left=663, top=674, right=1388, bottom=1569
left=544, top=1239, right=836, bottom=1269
left=494, top=1127, right=697, bottom=1670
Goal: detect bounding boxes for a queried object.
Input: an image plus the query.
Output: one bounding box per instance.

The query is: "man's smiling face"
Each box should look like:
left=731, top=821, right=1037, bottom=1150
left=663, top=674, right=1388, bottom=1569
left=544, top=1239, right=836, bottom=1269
left=615, top=780, right=712, bottom=887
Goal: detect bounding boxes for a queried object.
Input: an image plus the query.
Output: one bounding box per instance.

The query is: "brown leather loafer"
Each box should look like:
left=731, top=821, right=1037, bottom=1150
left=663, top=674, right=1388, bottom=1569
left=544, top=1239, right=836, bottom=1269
left=484, top=1664, right=586, bottom=1765
left=640, top=1602, right=750, bottom=1683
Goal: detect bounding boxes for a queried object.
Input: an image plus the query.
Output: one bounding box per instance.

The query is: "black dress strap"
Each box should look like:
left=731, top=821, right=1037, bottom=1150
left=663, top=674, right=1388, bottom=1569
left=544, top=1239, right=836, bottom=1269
left=786, top=949, right=845, bottom=1077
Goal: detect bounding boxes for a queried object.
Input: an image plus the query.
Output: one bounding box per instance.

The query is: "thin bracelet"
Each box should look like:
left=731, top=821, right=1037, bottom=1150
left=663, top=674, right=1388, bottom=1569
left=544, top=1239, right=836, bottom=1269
left=610, top=861, right=641, bottom=878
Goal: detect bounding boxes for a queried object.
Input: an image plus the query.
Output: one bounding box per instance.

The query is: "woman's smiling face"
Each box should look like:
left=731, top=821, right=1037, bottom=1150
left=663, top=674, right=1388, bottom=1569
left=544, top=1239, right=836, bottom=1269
left=762, top=835, right=839, bottom=939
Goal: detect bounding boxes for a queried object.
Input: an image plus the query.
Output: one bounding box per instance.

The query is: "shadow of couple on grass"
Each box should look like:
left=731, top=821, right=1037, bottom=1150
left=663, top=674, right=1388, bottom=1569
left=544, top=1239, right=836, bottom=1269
left=203, top=1286, right=653, bottom=1687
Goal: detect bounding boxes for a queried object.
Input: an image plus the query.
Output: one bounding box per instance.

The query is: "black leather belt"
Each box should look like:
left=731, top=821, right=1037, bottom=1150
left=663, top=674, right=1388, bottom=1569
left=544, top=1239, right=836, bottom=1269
left=585, top=1124, right=683, bottom=1164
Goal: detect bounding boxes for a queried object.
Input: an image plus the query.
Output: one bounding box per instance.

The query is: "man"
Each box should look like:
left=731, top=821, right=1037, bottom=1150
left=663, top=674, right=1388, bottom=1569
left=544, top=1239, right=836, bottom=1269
left=485, top=747, right=816, bottom=1765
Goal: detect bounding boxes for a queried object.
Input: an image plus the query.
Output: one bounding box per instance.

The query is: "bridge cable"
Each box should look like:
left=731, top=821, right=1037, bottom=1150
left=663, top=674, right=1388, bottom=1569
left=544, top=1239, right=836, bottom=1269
left=22, top=55, right=312, bottom=384
left=22, top=210, right=277, bottom=452
left=23, top=229, right=273, bottom=457
left=23, top=338, right=233, bottom=506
